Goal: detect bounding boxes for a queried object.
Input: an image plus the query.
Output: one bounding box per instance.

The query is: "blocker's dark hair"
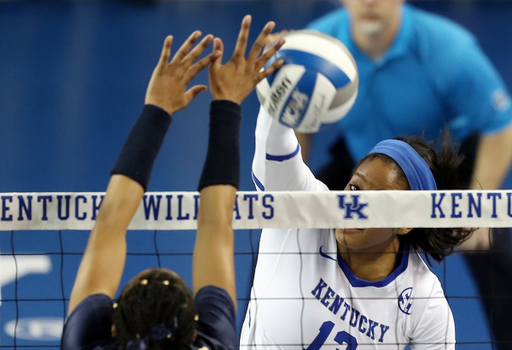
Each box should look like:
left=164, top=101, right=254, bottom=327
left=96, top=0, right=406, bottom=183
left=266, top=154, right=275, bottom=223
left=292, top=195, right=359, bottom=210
left=112, top=268, right=198, bottom=350
left=357, top=130, right=475, bottom=265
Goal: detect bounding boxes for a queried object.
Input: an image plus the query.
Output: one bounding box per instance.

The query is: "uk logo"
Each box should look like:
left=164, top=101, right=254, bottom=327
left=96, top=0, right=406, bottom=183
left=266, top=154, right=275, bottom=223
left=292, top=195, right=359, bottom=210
left=338, top=194, right=368, bottom=219
left=398, top=287, right=413, bottom=315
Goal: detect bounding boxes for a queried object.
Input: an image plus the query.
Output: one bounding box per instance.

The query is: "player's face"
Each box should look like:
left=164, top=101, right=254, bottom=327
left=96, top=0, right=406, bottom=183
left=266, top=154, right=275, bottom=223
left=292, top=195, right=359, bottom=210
left=341, top=0, right=404, bottom=36
left=335, top=157, right=409, bottom=254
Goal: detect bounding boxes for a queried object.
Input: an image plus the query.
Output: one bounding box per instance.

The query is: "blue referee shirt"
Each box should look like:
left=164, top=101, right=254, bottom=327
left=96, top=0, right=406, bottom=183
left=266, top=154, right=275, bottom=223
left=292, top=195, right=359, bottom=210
left=307, top=4, right=512, bottom=162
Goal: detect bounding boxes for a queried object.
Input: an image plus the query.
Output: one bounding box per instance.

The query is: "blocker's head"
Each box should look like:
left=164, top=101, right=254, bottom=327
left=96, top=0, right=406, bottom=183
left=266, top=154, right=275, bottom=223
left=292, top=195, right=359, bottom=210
left=112, top=268, right=198, bottom=350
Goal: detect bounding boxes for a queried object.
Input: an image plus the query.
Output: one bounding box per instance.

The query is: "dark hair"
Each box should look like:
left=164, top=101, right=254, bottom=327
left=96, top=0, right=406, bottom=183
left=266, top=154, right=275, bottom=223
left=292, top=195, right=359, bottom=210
left=357, top=131, right=475, bottom=265
left=112, top=268, right=197, bottom=350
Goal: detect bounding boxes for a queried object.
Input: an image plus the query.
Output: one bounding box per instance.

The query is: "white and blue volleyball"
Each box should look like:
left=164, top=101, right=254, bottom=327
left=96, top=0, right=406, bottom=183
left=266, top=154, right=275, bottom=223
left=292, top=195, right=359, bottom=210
left=256, top=30, right=358, bottom=133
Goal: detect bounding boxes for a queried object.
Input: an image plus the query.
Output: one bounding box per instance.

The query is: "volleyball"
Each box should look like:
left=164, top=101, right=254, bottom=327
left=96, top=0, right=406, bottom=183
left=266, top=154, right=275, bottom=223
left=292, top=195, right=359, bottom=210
left=256, top=30, right=359, bottom=133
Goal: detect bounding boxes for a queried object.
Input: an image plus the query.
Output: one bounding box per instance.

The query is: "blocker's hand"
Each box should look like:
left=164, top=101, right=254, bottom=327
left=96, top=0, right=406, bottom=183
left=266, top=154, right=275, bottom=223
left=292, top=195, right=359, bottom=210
left=208, top=15, right=286, bottom=105
left=264, top=29, right=293, bottom=52
left=145, top=32, right=221, bottom=115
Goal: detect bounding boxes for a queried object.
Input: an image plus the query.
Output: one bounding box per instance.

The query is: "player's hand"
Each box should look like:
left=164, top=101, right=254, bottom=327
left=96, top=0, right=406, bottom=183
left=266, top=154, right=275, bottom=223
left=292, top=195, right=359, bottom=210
left=208, top=15, right=286, bottom=105
left=145, top=32, right=221, bottom=115
left=264, top=29, right=292, bottom=52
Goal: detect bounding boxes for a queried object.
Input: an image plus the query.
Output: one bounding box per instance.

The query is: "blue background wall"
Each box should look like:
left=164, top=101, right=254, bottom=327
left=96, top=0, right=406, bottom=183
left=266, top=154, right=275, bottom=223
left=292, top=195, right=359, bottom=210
left=0, top=0, right=511, bottom=348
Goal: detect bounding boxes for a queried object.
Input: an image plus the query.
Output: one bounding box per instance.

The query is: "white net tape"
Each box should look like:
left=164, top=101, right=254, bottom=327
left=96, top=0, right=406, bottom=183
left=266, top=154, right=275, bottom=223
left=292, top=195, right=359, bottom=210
left=1, top=190, right=511, bottom=230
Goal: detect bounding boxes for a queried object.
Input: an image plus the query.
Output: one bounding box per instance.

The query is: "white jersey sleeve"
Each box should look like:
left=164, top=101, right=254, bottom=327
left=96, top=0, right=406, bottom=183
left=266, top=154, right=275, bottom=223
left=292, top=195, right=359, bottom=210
left=252, top=106, right=329, bottom=192
left=410, top=282, right=456, bottom=350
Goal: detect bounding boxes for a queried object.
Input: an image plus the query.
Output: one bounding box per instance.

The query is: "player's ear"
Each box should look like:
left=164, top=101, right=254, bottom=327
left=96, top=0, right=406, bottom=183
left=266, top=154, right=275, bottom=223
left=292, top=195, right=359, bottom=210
left=111, top=325, right=116, bottom=337
left=396, top=228, right=412, bottom=235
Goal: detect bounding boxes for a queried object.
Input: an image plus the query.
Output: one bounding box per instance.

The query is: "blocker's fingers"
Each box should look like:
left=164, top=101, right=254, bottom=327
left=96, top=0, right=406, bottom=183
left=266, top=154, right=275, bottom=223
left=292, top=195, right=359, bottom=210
left=258, top=59, right=285, bottom=82
left=186, top=51, right=222, bottom=81
left=248, top=21, right=276, bottom=62
left=172, top=31, right=202, bottom=63
left=157, top=36, right=173, bottom=69
left=232, top=15, right=251, bottom=61
left=183, top=34, right=214, bottom=67
left=211, top=38, right=224, bottom=69
left=184, top=85, right=208, bottom=102
left=256, top=37, right=285, bottom=71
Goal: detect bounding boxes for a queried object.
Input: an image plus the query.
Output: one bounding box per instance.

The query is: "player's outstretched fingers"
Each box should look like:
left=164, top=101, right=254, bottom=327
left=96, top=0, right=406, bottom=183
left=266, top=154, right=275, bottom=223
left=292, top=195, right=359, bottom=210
left=210, top=38, right=224, bottom=69
left=264, top=29, right=292, bottom=52
left=258, top=59, right=284, bottom=83
left=255, top=37, right=285, bottom=72
left=186, top=50, right=222, bottom=83
left=184, top=85, right=208, bottom=104
left=248, top=21, right=276, bottom=64
left=183, top=34, right=214, bottom=68
left=171, top=31, right=202, bottom=64
left=156, top=35, right=173, bottom=72
left=232, top=15, right=251, bottom=62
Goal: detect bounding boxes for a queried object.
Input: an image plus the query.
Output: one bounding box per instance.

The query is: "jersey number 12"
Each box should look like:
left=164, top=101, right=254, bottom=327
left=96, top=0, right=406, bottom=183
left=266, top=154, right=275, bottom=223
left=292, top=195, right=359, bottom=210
left=304, top=321, right=358, bottom=350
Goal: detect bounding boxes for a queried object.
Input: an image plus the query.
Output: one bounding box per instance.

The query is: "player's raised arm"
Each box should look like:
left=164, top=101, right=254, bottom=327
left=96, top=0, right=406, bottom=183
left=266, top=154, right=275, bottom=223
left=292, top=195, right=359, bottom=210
left=193, top=15, right=284, bottom=307
left=253, top=106, right=328, bottom=192
left=68, top=32, right=218, bottom=315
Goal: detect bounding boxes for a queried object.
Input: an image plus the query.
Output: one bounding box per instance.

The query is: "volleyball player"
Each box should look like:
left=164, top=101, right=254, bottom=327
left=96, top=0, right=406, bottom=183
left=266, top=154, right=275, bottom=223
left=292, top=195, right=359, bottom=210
left=240, top=108, right=474, bottom=349
left=266, top=3, right=512, bottom=345
left=61, top=15, right=285, bottom=350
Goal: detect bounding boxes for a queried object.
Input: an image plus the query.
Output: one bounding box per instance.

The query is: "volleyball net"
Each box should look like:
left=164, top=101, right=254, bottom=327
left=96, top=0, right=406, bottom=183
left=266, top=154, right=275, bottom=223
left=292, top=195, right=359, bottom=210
left=3, top=190, right=512, bottom=231
left=0, top=190, right=511, bottom=349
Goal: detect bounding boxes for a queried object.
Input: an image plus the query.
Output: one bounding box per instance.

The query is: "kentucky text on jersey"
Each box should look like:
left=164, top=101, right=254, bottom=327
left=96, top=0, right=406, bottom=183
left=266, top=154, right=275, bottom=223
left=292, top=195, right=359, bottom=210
left=430, top=191, right=512, bottom=218
left=311, top=278, right=390, bottom=343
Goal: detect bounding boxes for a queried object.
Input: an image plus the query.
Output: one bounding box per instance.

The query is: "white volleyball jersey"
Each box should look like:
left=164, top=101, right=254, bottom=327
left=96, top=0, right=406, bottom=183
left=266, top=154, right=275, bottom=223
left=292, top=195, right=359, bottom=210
left=240, top=227, right=455, bottom=350
left=241, top=107, right=455, bottom=349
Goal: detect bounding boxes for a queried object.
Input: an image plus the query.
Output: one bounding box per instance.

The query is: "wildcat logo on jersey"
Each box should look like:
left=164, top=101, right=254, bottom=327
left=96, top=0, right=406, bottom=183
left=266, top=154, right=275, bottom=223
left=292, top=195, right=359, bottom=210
left=398, top=287, right=413, bottom=315
left=338, top=194, right=368, bottom=219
